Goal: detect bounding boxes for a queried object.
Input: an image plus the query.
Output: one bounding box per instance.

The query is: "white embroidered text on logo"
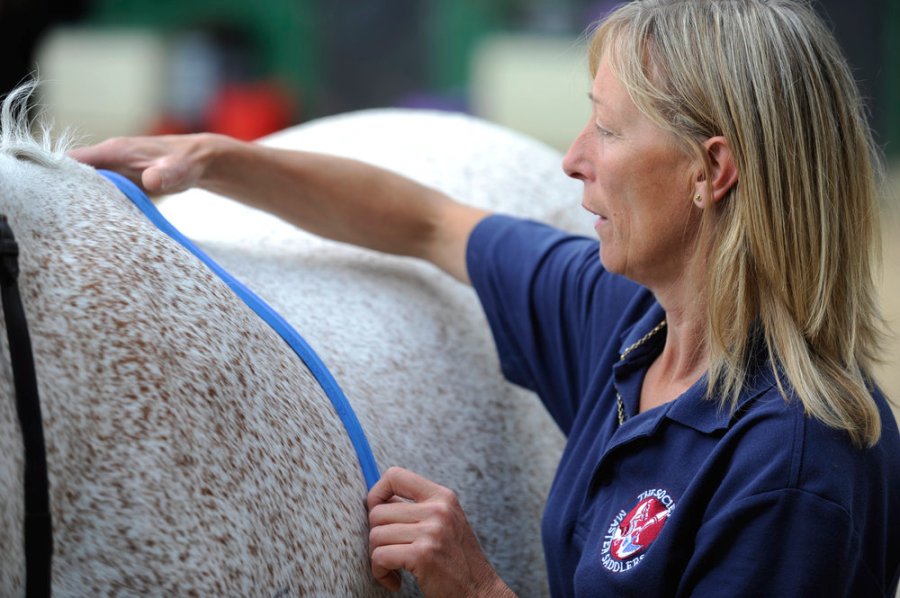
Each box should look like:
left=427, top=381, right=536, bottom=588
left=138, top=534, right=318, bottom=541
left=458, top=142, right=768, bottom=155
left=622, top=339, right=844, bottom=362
left=600, top=488, right=675, bottom=573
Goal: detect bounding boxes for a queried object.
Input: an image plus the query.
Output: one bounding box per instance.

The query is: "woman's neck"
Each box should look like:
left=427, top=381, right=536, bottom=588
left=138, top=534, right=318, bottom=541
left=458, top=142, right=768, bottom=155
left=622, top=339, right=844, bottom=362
left=640, top=269, right=710, bottom=412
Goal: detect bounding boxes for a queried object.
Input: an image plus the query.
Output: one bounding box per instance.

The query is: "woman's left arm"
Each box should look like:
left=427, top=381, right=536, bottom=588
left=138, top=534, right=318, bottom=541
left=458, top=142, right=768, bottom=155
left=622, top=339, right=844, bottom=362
left=367, top=467, right=517, bottom=597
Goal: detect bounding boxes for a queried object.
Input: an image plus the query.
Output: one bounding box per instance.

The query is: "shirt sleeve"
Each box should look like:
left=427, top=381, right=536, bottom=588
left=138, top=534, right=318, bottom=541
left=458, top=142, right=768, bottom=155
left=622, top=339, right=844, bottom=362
left=466, top=215, right=643, bottom=433
left=679, top=488, right=873, bottom=597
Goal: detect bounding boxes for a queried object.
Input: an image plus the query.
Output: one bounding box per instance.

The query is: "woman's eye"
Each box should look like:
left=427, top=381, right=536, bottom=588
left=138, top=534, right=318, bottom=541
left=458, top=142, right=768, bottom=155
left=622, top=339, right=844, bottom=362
left=594, top=124, right=614, bottom=137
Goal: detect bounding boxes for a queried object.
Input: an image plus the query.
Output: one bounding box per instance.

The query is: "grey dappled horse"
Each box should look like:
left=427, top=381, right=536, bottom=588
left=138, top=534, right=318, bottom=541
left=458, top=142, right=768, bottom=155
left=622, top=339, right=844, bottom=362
left=0, top=91, right=589, bottom=596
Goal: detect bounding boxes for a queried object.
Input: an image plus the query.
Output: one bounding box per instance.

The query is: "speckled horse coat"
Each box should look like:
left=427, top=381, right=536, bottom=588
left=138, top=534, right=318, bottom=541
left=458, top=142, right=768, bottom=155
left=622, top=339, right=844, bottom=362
left=0, top=100, right=591, bottom=596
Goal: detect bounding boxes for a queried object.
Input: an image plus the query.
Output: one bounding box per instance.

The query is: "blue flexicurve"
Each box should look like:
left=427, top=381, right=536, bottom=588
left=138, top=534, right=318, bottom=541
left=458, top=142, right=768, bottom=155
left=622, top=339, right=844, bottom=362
left=99, top=169, right=380, bottom=490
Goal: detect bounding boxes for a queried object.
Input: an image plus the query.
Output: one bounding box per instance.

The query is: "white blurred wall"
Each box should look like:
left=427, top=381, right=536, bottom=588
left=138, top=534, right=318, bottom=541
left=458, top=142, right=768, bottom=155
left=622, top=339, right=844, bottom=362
left=470, top=33, right=591, bottom=152
left=36, top=27, right=167, bottom=143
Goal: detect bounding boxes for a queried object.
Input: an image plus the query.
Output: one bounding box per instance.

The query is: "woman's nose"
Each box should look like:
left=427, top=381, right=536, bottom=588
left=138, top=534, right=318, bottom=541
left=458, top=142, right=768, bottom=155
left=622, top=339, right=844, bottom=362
left=562, top=127, right=589, bottom=181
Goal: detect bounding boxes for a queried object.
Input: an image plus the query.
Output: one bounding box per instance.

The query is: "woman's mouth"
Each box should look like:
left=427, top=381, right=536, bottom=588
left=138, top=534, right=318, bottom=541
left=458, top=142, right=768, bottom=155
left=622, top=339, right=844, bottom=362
left=583, top=204, right=608, bottom=229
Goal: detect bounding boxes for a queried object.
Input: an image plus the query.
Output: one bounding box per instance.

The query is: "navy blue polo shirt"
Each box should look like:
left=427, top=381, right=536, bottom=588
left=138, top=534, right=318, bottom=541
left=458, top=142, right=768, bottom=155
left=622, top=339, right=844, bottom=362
left=466, top=215, right=900, bottom=597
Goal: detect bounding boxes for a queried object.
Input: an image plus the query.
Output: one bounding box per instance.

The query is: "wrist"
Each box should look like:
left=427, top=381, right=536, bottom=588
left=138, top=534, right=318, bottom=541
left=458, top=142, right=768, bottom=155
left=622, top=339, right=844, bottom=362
left=481, top=577, right=516, bottom=598
left=195, top=133, right=242, bottom=191
left=470, top=567, right=516, bottom=598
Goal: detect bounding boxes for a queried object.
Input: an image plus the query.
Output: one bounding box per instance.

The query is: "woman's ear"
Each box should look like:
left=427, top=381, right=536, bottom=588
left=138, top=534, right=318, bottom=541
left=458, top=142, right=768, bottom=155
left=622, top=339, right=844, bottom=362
left=699, top=136, right=738, bottom=203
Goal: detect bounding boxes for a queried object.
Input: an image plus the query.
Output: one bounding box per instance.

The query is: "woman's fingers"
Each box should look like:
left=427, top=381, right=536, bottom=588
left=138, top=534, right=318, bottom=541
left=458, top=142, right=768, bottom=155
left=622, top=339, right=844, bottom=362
left=67, top=139, right=126, bottom=170
left=365, top=466, right=511, bottom=597
left=141, top=157, right=192, bottom=194
left=370, top=544, right=406, bottom=592
left=368, top=499, right=438, bottom=527
left=141, top=165, right=167, bottom=194
left=69, top=139, right=147, bottom=184
left=367, top=466, right=447, bottom=510
left=69, top=134, right=212, bottom=195
left=369, top=521, right=419, bottom=550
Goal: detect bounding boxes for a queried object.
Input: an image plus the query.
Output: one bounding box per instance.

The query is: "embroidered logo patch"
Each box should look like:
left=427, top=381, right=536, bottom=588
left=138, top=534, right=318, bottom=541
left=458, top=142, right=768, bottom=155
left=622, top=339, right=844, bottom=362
left=600, top=489, right=675, bottom=572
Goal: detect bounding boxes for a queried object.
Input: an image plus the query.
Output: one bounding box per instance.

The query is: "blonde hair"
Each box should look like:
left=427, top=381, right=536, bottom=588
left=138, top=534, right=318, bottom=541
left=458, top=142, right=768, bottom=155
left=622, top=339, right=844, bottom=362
left=590, top=0, right=886, bottom=446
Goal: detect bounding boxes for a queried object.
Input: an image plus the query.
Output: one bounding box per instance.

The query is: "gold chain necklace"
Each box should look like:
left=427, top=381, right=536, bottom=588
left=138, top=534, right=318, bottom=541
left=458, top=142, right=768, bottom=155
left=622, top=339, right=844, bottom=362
left=616, top=319, right=667, bottom=426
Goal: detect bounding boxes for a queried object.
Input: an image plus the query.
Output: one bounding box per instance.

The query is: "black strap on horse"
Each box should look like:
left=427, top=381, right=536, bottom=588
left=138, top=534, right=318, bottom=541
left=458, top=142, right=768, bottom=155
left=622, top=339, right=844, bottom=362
left=0, top=214, right=52, bottom=597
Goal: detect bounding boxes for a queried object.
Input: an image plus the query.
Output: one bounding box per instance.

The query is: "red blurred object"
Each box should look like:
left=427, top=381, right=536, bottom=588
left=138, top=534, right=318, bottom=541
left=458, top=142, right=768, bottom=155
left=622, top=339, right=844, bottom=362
left=146, top=114, right=193, bottom=136
left=205, top=82, right=296, bottom=140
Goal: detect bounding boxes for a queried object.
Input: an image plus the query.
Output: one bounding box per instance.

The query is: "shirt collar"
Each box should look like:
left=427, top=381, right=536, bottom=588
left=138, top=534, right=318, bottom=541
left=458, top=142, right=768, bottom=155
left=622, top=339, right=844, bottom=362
left=666, top=337, right=778, bottom=433
left=617, top=301, right=667, bottom=357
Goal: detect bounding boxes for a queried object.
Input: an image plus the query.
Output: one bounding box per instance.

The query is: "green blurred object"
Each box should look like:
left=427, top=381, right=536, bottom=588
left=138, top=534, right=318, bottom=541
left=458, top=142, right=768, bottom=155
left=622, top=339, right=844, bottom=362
left=426, top=0, right=511, bottom=93
left=85, top=0, right=319, bottom=111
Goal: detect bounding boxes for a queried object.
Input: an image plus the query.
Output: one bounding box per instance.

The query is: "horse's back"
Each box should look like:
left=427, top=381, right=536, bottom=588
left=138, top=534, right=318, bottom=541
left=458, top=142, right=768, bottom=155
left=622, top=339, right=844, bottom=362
left=1, top=108, right=582, bottom=596
left=0, top=153, right=385, bottom=596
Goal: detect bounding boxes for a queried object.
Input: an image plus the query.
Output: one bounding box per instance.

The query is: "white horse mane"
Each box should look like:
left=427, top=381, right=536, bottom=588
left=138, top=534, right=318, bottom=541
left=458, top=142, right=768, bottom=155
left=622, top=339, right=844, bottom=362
left=0, top=82, right=73, bottom=166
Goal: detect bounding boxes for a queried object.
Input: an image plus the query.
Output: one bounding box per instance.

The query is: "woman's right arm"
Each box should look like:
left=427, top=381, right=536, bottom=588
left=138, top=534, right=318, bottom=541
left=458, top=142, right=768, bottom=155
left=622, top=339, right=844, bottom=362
left=70, top=134, right=489, bottom=283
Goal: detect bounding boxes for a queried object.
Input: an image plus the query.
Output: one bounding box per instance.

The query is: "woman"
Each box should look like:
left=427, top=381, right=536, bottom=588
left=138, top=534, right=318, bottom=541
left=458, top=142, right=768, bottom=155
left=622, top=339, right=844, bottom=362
left=72, top=0, right=900, bottom=595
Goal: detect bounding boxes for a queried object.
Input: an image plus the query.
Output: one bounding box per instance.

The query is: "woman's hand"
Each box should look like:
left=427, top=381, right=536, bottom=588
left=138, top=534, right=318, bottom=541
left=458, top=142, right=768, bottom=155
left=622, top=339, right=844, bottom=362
left=68, top=133, right=225, bottom=195
left=367, top=467, right=515, bottom=597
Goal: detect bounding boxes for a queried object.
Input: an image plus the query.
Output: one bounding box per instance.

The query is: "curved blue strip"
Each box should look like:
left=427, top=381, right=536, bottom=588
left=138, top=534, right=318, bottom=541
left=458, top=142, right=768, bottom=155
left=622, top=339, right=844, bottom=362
left=98, top=170, right=380, bottom=490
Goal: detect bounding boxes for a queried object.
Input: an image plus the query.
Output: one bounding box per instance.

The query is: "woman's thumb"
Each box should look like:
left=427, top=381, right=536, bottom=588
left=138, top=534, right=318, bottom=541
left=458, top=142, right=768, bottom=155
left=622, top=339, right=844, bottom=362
left=142, top=166, right=167, bottom=194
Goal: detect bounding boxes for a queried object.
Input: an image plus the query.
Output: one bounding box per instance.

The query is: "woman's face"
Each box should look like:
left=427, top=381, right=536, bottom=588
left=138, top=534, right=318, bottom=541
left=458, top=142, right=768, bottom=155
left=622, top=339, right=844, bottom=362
left=563, top=57, right=700, bottom=289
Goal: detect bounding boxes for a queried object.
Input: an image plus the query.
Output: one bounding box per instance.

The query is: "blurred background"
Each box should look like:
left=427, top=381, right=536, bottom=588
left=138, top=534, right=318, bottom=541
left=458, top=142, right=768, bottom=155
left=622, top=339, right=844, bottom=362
left=1, top=0, right=898, bottom=405
left=3, top=0, right=894, bottom=152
